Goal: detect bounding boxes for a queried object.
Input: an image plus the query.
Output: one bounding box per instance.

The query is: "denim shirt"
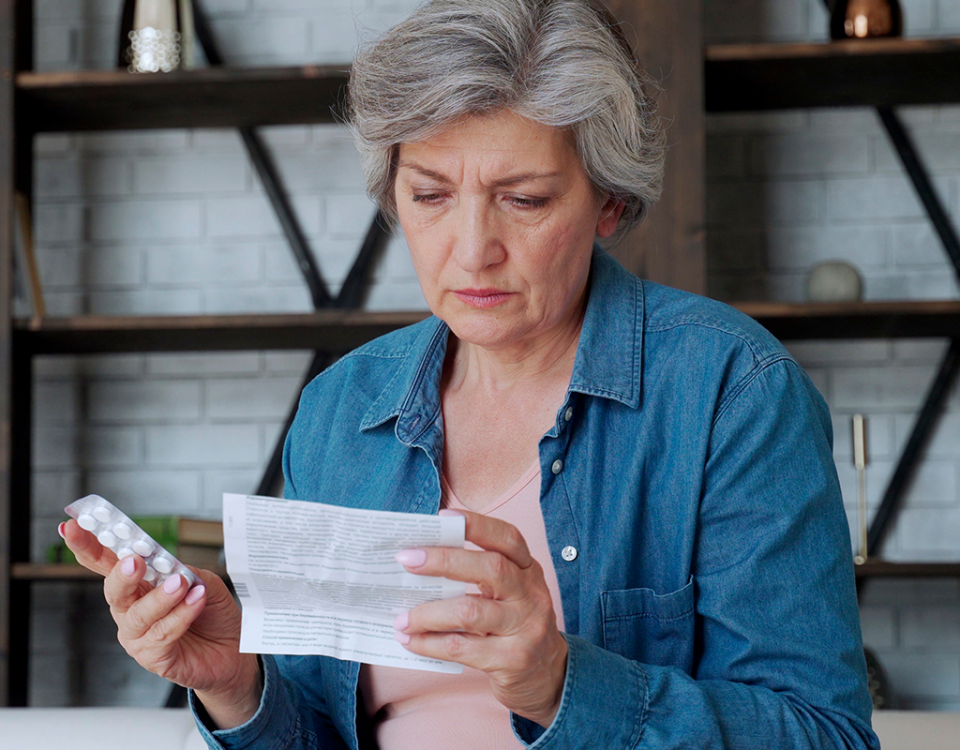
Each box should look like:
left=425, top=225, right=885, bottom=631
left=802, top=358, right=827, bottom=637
left=193, top=249, right=879, bottom=750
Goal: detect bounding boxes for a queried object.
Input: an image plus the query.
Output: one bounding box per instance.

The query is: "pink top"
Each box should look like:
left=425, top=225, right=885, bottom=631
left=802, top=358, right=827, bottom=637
left=358, top=461, right=565, bottom=749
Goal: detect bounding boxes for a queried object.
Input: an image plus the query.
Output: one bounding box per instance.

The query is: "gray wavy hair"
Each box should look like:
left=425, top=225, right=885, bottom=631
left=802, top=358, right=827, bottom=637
left=347, top=0, right=666, bottom=237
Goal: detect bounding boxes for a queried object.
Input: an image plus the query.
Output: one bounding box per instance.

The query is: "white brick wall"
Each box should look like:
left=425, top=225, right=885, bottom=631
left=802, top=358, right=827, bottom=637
left=25, top=0, right=960, bottom=712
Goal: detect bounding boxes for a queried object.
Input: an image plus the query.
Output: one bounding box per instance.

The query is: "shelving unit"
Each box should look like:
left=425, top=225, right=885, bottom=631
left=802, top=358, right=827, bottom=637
left=14, top=311, right=428, bottom=355
left=853, top=561, right=960, bottom=579
left=17, top=65, right=349, bottom=131
left=12, top=564, right=100, bottom=582
left=0, top=2, right=377, bottom=707
left=704, top=37, right=960, bottom=111
left=2, top=0, right=960, bottom=707
left=11, top=301, right=960, bottom=356
left=19, top=559, right=960, bottom=583
left=705, top=35, right=960, bottom=574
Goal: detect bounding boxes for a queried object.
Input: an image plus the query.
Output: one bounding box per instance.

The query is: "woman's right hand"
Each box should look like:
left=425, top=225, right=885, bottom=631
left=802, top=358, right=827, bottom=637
left=61, top=519, right=262, bottom=729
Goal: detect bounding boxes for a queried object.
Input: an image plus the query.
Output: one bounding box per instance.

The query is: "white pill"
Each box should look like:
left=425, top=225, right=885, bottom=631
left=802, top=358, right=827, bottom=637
left=144, top=568, right=158, bottom=583
left=117, top=548, right=135, bottom=559
left=93, top=506, right=112, bottom=523
left=98, top=531, right=118, bottom=547
left=77, top=514, right=98, bottom=532
left=132, top=540, right=154, bottom=556
left=113, top=523, right=133, bottom=540
left=152, top=557, right=174, bottom=574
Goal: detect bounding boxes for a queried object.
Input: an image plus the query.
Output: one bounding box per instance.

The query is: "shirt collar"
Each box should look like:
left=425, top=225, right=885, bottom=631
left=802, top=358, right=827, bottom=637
left=567, top=246, right=644, bottom=409
left=361, top=246, right=645, bottom=438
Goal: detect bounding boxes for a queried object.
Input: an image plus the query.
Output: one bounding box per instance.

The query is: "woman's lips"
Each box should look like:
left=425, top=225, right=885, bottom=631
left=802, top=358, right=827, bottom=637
left=453, top=288, right=513, bottom=308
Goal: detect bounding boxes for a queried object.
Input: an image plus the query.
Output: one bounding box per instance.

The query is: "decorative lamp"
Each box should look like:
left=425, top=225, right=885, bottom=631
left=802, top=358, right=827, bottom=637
left=119, top=0, right=196, bottom=73
left=830, top=0, right=903, bottom=40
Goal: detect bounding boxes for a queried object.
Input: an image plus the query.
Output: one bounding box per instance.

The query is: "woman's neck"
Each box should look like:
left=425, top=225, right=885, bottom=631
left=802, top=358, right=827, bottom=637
left=444, top=314, right=583, bottom=399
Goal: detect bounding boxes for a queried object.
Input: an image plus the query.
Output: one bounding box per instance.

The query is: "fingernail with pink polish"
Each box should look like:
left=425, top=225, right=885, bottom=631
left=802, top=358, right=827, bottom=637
left=162, top=573, right=182, bottom=595
left=121, top=556, right=137, bottom=577
left=185, top=585, right=206, bottom=605
left=393, top=611, right=409, bottom=631
left=57, top=522, right=66, bottom=539
left=394, top=630, right=411, bottom=645
left=396, top=549, right=427, bottom=568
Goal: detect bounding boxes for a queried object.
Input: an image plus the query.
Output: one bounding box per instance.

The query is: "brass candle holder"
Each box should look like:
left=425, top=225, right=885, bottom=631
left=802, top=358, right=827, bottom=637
left=853, top=414, right=868, bottom=565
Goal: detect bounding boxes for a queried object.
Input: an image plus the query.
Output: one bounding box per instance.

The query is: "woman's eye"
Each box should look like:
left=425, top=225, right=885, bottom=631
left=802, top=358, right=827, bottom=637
left=508, top=196, right=548, bottom=209
left=411, top=193, right=446, bottom=205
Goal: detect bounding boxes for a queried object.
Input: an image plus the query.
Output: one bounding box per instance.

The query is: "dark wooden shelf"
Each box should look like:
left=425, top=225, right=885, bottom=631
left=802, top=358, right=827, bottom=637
left=15, top=560, right=959, bottom=581
left=13, top=310, right=429, bottom=355
left=16, top=65, right=350, bottom=133
left=12, top=301, right=960, bottom=356
left=854, top=560, right=960, bottom=578
left=12, top=563, right=99, bottom=582
left=705, top=37, right=960, bottom=112
left=733, top=299, right=960, bottom=340
left=16, top=37, right=958, bottom=133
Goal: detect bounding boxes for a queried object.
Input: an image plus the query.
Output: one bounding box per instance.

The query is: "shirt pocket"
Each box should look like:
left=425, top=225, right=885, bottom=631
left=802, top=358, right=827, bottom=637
left=600, top=576, right=695, bottom=673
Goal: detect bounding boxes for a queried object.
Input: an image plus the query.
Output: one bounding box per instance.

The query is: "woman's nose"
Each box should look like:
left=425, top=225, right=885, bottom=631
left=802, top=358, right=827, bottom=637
left=452, top=202, right=505, bottom=273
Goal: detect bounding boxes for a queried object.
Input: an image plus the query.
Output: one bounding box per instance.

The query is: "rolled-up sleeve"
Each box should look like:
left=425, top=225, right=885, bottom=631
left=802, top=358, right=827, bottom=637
left=191, top=654, right=351, bottom=750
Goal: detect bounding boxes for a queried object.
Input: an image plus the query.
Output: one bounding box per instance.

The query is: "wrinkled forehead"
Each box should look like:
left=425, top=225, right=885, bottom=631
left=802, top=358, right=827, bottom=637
left=394, top=111, right=581, bottom=184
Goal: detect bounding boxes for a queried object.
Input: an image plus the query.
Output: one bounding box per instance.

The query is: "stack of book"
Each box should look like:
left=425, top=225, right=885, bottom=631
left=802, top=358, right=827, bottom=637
left=176, top=516, right=225, bottom=573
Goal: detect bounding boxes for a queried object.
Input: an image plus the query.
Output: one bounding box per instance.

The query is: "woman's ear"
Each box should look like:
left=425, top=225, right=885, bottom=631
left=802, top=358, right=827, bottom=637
left=596, top=197, right=626, bottom=238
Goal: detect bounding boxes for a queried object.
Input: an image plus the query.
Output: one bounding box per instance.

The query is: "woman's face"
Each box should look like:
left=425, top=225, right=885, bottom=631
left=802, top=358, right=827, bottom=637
left=394, top=110, right=623, bottom=354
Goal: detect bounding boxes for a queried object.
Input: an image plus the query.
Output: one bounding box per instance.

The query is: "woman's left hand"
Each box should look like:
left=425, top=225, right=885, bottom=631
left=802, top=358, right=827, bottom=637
left=394, top=509, right=568, bottom=728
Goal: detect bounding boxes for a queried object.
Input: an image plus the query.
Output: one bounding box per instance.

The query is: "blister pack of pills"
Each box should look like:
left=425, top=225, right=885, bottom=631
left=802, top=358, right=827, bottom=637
left=65, top=495, right=199, bottom=590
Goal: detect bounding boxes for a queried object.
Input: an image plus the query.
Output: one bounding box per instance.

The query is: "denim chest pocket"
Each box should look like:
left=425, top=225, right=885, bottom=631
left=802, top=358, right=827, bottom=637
left=600, top=577, right=695, bottom=673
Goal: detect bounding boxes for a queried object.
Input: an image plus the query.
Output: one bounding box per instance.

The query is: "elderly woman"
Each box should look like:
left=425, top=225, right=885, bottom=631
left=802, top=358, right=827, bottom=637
left=62, top=1, right=879, bottom=748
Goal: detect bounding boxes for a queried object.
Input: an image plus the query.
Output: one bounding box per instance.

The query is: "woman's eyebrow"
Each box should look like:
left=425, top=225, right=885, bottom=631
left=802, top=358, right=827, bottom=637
left=491, top=172, right=562, bottom=187
left=396, top=162, right=452, bottom=184
left=396, top=161, right=561, bottom=187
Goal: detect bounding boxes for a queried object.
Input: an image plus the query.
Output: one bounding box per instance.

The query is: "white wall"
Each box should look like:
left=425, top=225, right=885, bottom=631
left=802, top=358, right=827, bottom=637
left=26, top=0, right=960, bottom=710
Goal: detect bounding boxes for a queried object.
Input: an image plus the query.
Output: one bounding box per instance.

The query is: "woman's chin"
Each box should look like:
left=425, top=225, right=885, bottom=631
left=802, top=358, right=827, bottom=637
left=444, top=315, right=527, bottom=351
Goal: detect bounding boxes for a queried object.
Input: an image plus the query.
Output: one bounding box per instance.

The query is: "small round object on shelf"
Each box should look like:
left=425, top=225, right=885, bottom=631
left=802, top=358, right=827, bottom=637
left=806, top=261, right=864, bottom=303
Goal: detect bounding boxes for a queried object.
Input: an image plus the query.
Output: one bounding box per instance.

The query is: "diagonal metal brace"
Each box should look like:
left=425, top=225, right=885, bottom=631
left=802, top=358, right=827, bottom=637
left=191, top=0, right=334, bottom=308
left=867, top=338, right=960, bottom=557
left=876, top=107, right=960, bottom=283
left=254, top=211, right=391, bottom=498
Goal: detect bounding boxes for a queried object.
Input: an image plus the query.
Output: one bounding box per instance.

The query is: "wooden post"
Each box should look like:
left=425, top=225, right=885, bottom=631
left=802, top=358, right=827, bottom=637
left=0, top=0, right=17, bottom=708
left=604, top=0, right=706, bottom=295
left=1, top=0, right=33, bottom=707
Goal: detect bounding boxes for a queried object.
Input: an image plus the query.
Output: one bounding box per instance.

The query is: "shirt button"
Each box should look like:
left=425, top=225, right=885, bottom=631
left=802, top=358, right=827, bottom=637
left=561, top=546, right=578, bottom=562
left=564, top=407, right=574, bottom=422
left=551, top=459, right=563, bottom=474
